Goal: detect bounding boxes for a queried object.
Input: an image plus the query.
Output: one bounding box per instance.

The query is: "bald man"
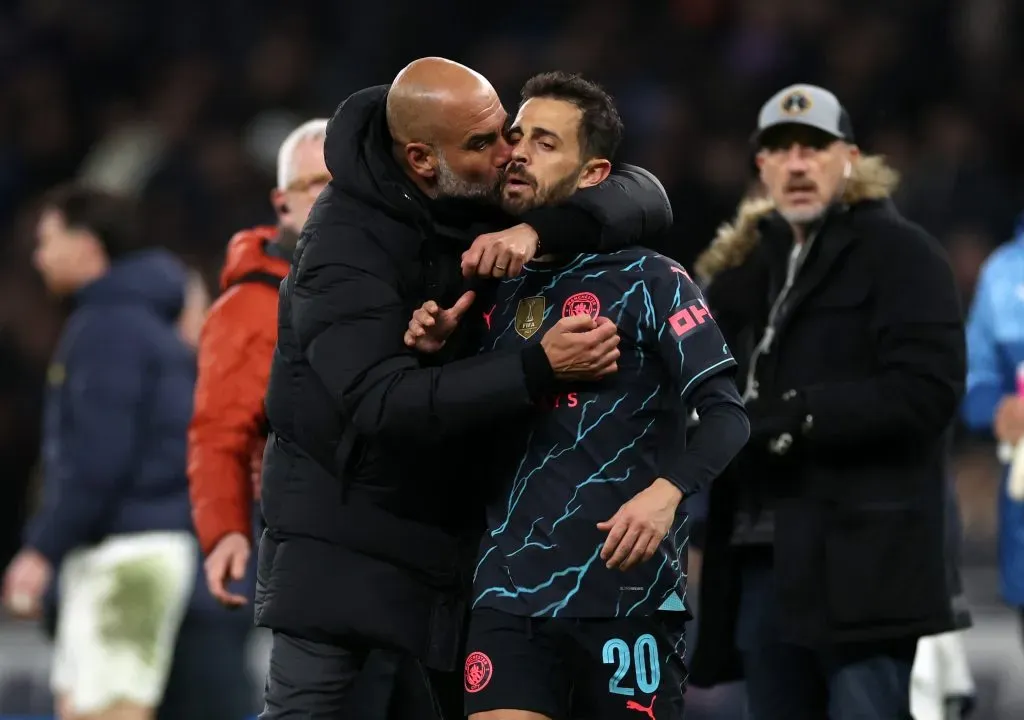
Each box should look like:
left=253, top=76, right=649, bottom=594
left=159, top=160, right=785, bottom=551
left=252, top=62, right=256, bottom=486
left=256, top=58, right=673, bottom=719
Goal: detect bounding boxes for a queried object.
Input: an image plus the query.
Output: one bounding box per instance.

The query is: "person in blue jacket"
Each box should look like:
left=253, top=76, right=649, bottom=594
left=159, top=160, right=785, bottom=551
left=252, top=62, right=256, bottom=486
left=963, top=216, right=1024, bottom=624
left=1, top=184, right=198, bottom=720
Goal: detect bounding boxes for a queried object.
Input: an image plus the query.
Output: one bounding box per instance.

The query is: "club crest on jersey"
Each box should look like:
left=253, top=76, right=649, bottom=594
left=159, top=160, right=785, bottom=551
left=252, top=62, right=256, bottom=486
left=515, top=296, right=546, bottom=339
left=464, top=651, right=493, bottom=693
left=563, top=291, right=600, bottom=320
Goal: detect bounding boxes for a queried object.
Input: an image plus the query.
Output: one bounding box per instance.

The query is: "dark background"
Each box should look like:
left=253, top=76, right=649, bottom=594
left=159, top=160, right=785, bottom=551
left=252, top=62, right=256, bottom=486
left=0, top=0, right=1022, bottom=717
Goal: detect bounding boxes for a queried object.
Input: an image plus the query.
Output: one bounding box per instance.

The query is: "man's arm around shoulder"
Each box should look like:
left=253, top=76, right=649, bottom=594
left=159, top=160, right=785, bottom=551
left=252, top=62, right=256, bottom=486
left=520, top=164, right=673, bottom=255
left=292, top=225, right=556, bottom=442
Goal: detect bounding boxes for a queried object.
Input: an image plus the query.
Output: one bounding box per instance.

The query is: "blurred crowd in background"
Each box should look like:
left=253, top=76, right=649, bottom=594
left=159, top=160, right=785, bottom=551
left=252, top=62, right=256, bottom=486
left=1, top=0, right=1024, bottom=717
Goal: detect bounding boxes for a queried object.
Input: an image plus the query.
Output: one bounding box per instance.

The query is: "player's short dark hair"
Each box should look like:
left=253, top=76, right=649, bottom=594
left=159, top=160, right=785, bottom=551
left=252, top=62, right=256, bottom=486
left=42, top=183, right=143, bottom=261
left=520, top=71, right=623, bottom=162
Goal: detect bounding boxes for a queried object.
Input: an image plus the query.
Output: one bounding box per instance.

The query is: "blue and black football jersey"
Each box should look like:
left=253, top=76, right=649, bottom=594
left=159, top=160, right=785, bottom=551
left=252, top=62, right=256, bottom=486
left=473, top=248, right=736, bottom=618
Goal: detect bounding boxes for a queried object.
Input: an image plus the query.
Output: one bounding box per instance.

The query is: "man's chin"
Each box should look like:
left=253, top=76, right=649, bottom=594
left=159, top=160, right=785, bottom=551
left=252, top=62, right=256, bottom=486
left=779, top=204, right=826, bottom=225
left=501, top=190, right=539, bottom=215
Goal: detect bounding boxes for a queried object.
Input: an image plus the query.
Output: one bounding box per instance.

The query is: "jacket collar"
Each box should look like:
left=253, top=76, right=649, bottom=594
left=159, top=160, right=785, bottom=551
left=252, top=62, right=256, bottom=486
left=695, top=154, right=901, bottom=284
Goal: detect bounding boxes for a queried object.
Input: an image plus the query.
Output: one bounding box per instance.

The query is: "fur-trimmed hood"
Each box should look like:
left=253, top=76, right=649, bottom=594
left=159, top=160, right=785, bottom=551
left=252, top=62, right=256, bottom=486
left=694, top=155, right=900, bottom=283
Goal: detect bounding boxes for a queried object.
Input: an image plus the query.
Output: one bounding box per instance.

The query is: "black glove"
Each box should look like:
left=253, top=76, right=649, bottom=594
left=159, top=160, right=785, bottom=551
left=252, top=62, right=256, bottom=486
left=746, top=389, right=807, bottom=455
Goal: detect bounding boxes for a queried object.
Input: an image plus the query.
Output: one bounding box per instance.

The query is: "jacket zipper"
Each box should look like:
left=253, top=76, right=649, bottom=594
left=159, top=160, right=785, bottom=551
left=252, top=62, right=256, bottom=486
left=743, top=228, right=819, bottom=402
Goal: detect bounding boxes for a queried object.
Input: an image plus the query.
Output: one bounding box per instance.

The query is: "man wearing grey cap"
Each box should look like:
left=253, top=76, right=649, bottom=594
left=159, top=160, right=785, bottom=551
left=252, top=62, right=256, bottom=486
left=687, top=84, right=966, bottom=719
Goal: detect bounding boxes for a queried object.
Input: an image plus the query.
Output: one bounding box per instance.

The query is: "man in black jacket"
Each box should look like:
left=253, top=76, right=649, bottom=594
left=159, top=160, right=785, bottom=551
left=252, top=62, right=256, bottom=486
left=257, top=58, right=672, bottom=719
left=688, top=84, right=966, bottom=719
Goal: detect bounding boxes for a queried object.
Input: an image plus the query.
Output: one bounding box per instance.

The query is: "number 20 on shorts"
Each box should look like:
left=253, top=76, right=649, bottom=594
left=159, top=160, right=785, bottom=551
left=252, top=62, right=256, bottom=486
left=602, top=633, right=661, bottom=696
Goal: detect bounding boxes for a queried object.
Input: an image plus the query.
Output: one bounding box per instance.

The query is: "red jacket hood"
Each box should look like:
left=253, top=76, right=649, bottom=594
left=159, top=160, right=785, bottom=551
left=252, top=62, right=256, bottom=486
left=219, top=226, right=291, bottom=291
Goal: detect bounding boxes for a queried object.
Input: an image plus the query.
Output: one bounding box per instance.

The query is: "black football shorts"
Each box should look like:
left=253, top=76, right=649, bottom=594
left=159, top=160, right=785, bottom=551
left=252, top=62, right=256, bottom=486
left=463, top=608, right=687, bottom=720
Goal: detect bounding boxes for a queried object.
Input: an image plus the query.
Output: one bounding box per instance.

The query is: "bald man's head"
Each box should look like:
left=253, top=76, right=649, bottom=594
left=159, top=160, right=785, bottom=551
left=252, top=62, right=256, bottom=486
left=387, top=58, right=493, bottom=143
left=386, top=57, right=510, bottom=202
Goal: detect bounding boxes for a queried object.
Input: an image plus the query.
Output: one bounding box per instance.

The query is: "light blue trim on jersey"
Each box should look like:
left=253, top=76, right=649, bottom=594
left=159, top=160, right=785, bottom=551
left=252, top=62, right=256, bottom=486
left=680, top=357, right=735, bottom=398
left=657, top=592, right=686, bottom=611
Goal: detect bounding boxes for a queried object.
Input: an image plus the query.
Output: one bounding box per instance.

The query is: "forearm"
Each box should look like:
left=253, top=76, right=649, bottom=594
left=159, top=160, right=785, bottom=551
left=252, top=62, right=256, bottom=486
left=28, top=414, right=138, bottom=565
left=25, top=474, right=114, bottom=566
left=335, top=343, right=556, bottom=441
left=187, top=399, right=261, bottom=553
left=519, top=205, right=602, bottom=255
left=189, top=449, right=254, bottom=555
left=660, top=374, right=749, bottom=495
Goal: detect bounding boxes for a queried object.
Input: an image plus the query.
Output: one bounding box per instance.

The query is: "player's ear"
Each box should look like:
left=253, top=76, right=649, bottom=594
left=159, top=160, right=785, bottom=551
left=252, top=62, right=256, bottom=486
left=577, top=158, right=611, bottom=189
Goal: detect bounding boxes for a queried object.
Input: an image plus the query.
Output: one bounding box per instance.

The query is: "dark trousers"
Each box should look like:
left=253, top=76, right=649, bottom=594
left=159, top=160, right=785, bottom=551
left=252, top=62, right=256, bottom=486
left=158, top=613, right=254, bottom=720
left=259, top=631, right=459, bottom=720
left=737, top=550, right=917, bottom=720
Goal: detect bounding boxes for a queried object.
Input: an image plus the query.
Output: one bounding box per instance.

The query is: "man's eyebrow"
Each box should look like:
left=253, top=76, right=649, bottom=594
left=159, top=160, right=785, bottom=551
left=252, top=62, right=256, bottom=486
left=507, top=125, right=562, bottom=142
left=532, top=126, right=562, bottom=142
left=463, top=131, right=498, bottom=148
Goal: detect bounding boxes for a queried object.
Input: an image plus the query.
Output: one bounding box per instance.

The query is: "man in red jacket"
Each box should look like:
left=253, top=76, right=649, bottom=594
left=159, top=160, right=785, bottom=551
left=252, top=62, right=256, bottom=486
left=188, top=118, right=330, bottom=606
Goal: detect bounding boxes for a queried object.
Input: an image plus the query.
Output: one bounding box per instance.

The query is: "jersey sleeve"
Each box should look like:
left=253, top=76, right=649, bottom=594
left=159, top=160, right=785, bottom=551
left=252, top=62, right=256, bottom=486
left=638, top=259, right=741, bottom=494
left=651, top=262, right=738, bottom=398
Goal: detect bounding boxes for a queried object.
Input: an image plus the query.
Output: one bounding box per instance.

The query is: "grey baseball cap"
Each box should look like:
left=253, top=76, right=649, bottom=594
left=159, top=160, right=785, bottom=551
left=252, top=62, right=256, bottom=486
left=752, top=84, right=855, bottom=147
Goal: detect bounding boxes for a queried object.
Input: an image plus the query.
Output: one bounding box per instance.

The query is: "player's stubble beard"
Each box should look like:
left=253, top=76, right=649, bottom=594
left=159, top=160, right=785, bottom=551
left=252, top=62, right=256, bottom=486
left=500, top=162, right=580, bottom=215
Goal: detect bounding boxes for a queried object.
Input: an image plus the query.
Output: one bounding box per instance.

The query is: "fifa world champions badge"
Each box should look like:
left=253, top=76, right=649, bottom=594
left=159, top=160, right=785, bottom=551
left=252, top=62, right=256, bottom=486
left=515, top=296, right=546, bottom=339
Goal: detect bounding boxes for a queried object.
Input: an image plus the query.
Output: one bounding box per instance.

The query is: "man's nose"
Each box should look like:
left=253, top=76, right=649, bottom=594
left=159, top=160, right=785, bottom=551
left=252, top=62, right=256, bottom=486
left=782, top=143, right=811, bottom=170
left=510, top=143, right=531, bottom=166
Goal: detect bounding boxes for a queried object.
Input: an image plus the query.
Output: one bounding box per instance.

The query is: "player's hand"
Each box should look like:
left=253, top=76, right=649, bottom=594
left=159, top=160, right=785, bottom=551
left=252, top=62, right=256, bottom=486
left=461, top=223, right=538, bottom=278
left=403, top=291, right=476, bottom=353
left=597, top=478, right=683, bottom=571
left=996, top=395, right=1024, bottom=445
left=204, top=532, right=250, bottom=608
left=540, top=315, right=620, bottom=381
left=1, top=548, right=52, bottom=619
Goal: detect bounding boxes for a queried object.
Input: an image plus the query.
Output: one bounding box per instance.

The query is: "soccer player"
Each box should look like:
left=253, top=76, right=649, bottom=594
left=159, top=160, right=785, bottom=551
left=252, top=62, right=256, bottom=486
left=3, top=185, right=197, bottom=720
left=406, top=72, right=750, bottom=720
